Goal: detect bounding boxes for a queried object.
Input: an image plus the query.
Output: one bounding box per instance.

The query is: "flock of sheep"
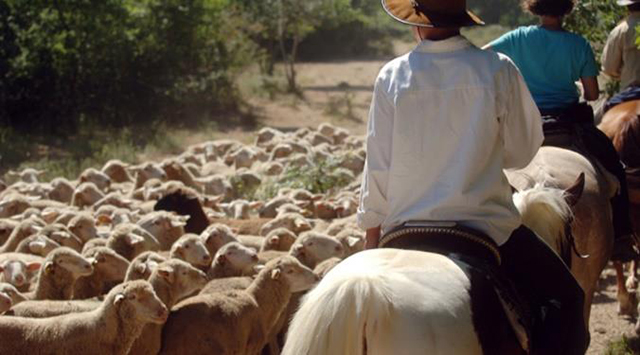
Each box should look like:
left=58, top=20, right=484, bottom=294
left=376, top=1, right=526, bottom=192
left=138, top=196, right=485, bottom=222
left=0, top=123, right=367, bottom=354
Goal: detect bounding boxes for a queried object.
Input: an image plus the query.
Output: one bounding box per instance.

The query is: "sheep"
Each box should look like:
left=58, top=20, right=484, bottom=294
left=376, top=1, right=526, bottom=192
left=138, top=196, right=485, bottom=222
left=73, top=247, right=130, bottom=299
left=154, top=189, right=209, bottom=234
left=275, top=202, right=310, bottom=217
left=290, top=231, right=345, bottom=269
left=170, top=233, right=212, bottom=269
left=128, top=259, right=208, bottom=355
left=0, top=280, right=168, bottom=355
left=195, top=174, right=232, bottom=197
left=219, top=199, right=263, bottom=219
left=260, top=161, right=285, bottom=176
left=92, top=192, right=135, bottom=210
left=260, top=228, right=297, bottom=252
left=255, top=127, right=284, bottom=149
left=71, top=182, right=105, bottom=208
left=0, top=179, right=6, bottom=193
left=0, top=257, right=42, bottom=291
left=0, top=218, right=19, bottom=245
left=107, top=223, right=161, bottom=261
left=31, top=247, right=93, bottom=300
left=0, top=194, right=32, bottom=218
left=259, top=212, right=312, bottom=236
left=0, top=282, right=27, bottom=306
left=67, top=213, right=99, bottom=243
left=200, top=223, right=239, bottom=256
left=224, top=146, right=260, bottom=169
left=0, top=218, right=43, bottom=253
left=125, top=251, right=167, bottom=281
left=0, top=290, right=11, bottom=314
left=47, top=177, right=75, bottom=203
left=160, top=256, right=318, bottom=355
left=5, top=168, right=45, bottom=184
left=82, top=238, right=108, bottom=253
left=15, top=234, right=61, bottom=256
left=313, top=256, right=342, bottom=278
left=102, top=159, right=133, bottom=183
left=38, top=223, right=83, bottom=252
left=334, top=228, right=365, bottom=257
left=137, top=211, right=188, bottom=250
left=207, top=242, right=259, bottom=279
left=131, top=162, right=168, bottom=189
left=161, top=160, right=203, bottom=192
left=259, top=196, right=298, bottom=218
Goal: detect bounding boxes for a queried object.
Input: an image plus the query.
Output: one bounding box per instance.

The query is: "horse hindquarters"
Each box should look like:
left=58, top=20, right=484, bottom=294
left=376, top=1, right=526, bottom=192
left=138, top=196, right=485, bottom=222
left=282, top=249, right=484, bottom=355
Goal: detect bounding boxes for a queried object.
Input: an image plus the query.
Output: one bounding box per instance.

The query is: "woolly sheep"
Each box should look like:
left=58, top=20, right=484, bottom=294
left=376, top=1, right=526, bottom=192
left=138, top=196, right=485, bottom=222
left=30, top=247, right=93, bottom=300
left=0, top=218, right=43, bottom=253
left=200, top=223, right=239, bottom=256
left=39, top=223, right=83, bottom=252
left=125, top=251, right=167, bottom=281
left=6, top=168, right=45, bottom=184
left=132, top=162, right=168, bottom=189
left=160, top=256, right=318, bottom=354
left=0, top=290, right=11, bottom=314
left=0, top=280, right=167, bottom=355
left=260, top=228, right=298, bottom=252
left=107, top=223, right=161, bottom=261
left=82, top=238, right=108, bottom=253
left=71, top=182, right=105, bottom=208
left=199, top=276, right=252, bottom=295
left=207, top=242, right=259, bottom=279
left=0, top=218, right=19, bottom=245
left=219, top=199, right=263, bottom=220
left=68, top=213, right=99, bottom=243
left=0, top=257, right=41, bottom=291
left=0, top=194, right=32, bottom=218
left=259, top=196, right=297, bottom=218
left=335, top=228, right=365, bottom=257
left=0, top=282, right=27, bottom=306
left=137, top=211, right=188, bottom=250
left=161, top=160, right=203, bottom=192
left=80, top=168, right=112, bottom=192
left=259, top=212, right=312, bottom=236
left=170, top=233, right=212, bottom=268
left=15, top=234, right=61, bottom=257
left=47, top=177, right=75, bottom=203
left=313, top=257, right=342, bottom=278
left=74, top=247, right=130, bottom=299
left=291, top=231, right=345, bottom=268
left=102, top=159, right=133, bottom=183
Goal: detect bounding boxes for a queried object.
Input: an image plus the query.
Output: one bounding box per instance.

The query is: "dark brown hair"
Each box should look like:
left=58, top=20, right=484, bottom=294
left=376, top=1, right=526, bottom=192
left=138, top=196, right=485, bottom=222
left=522, top=0, right=574, bottom=17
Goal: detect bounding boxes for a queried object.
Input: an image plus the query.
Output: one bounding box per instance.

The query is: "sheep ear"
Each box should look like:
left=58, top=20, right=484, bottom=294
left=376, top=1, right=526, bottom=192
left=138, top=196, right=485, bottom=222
left=96, top=215, right=112, bottom=226
left=157, top=266, right=175, bottom=284
left=249, top=201, right=263, bottom=210
left=80, top=176, right=87, bottom=183
left=135, top=263, right=147, bottom=275
left=347, top=237, right=361, bottom=248
left=26, top=262, right=41, bottom=272
left=126, top=234, right=145, bottom=246
left=217, top=254, right=227, bottom=266
left=294, top=219, right=305, bottom=229
left=268, top=236, right=280, bottom=245
left=231, top=228, right=239, bottom=234
left=114, top=294, right=125, bottom=305
left=270, top=268, right=281, bottom=280
left=170, top=219, right=187, bottom=228
left=253, top=264, right=265, bottom=273
left=174, top=245, right=184, bottom=258
left=44, top=262, right=54, bottom=275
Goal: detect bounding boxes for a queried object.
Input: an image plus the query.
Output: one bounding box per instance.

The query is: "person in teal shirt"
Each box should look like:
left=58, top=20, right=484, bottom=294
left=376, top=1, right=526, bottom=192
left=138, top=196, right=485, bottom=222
left=486, top=0, right=638, bottom=262
left=485, top=1, right=599, bottom=111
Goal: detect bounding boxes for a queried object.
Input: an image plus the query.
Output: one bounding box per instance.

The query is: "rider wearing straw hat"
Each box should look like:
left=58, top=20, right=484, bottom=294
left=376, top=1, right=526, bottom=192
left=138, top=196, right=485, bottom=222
left=358, top=0, right=588, bottom=353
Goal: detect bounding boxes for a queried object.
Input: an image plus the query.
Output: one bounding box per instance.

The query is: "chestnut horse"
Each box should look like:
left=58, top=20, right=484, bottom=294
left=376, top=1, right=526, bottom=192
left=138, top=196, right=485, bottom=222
left=599, top=99, right=640, bottom=327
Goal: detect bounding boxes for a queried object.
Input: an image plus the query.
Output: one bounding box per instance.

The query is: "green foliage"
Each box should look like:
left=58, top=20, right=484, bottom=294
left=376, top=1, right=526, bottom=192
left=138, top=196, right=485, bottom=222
left=468, top=0, right=533, bottom=27
left=565, top=1, right=626, bottom=54
left=605, top=335, right=640, bottom=355
left=1, top=0, right=254, bottom=134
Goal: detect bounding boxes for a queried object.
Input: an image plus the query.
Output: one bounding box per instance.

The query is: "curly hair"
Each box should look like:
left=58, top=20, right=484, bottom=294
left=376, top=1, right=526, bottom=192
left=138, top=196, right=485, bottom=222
left=522, top=0, right=574, bottom=17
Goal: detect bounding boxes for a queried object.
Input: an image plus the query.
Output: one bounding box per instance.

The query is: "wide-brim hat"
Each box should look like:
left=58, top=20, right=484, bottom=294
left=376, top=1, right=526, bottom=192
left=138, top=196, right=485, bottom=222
left=617, top=0, right=640, bottom=5
left=382, top=0, right=484, bottom=27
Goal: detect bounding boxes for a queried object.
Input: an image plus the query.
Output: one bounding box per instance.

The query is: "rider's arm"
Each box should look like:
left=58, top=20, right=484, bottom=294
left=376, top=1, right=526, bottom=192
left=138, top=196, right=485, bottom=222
left=357, top=73, right=394, bottom=235
left=365, top=227, right=381, bottom=249
left=498, top=62, right=543, bottom=170
left=580, top=76, right=600, bottom=101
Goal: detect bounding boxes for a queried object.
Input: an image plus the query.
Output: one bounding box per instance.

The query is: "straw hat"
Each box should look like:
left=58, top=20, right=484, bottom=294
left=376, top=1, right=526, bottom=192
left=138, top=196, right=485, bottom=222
left=382, top=0, right=484, bottom=27
left=617, top=0, right=640, bottom=5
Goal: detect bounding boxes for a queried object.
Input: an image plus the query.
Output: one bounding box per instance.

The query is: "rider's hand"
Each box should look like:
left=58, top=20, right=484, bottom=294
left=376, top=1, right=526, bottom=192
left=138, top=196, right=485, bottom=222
left=365, top=227, right=381, bottom=249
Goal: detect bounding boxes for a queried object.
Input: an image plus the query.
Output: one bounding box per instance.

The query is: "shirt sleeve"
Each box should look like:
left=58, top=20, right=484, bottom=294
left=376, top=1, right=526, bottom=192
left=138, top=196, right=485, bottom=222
left=486, top=30, right=516, bottom=55
left=580, top=40, right=599, bottom=78
left=357, top=75, right=394, bottom=230
left=602, top=24, right=624, bottom=79
left=497, top=61, right=543, bottom=170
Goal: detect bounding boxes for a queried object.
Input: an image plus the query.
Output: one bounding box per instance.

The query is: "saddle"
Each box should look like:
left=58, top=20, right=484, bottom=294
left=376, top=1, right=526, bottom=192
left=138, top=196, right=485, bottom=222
left=379, top=223, right=534, bottom=353
left=540, top=103, right=594, bottom=152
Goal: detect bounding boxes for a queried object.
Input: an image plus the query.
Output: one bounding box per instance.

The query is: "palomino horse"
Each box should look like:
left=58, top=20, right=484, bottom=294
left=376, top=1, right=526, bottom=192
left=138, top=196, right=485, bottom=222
left=599, top=99, right=640, bottom=326
left=507, top=146, right=626, bottom=322
left=282, top=182, right=580, bottom=355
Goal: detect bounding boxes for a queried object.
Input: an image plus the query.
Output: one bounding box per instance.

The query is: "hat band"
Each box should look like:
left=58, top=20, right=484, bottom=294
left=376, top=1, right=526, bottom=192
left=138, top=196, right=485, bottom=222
left=410, top=1, right=477, bottom=27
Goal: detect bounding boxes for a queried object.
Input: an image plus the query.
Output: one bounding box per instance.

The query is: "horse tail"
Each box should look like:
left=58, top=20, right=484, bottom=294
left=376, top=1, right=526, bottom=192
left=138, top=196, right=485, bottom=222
left=282, top=267, right=393, bottom=355
left=512, top=184, right=574, bottom=262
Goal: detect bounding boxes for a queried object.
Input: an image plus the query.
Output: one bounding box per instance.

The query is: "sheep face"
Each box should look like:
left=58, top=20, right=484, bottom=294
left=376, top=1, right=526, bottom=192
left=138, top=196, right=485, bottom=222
left=102, top=160, right=132, bottom=183
left=126, top=252, right=166, bottom=281
left=48, top=229, right=83, bottom=252
left=139, top=213, right=186, bottom=247
left=0, top=282, right=26, bottom=305
left=0, top=198, right=31, bottom=218
left=0, top=291, right=11, bottom=314
left=116, top=281, right=168, bottom=324
left=134, top=163, right=168, bottom=188
left=272, top=257, right=319, bottom=293
left=295, top=233, right=344, bottom=263
left=0, top=221, right=15, bottom=245
left=47, top=250, right=94, bottom=278
left=158, top=260, right=208, bottom=298
left=87, top=248, right=130, bottom=281
left=216, top=242, right=259, bottom=272
left=68, top=216, right=99, bottom=243
left=172, top=235, right=211, bottom=267
left=262, top=228, right=297, bottom=252
left=48, top=178, right=75, bottom=203
left=201, top=224, right=237, bottom=254
left=26, top=235, right=61, bottom=256
left=0, top=260, right=41, bottom=288
left=80, top=168, right=112, bottom=192
left=72, top=183, right=104, bottom=208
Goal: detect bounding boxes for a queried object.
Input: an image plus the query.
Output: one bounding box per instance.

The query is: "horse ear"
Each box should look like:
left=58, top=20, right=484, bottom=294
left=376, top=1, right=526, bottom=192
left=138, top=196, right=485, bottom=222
left=564, top=173, right=585, bottom=207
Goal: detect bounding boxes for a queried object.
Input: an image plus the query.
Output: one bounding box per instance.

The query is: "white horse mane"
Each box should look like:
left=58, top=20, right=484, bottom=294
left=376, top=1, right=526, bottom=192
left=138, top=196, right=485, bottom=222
left=512, top=183, right=573, bottom=254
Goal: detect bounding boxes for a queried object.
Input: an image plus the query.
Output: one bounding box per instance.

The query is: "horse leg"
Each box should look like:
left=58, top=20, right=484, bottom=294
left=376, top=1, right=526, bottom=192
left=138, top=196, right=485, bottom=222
left=615, top=261, right=638, bottom=316
left=626, top=260, right=639, bottom=290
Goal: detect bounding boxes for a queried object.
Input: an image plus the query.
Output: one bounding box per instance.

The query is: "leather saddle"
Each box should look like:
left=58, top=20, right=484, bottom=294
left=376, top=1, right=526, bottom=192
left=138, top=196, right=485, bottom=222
left=379, top=222, right=534, bottom=353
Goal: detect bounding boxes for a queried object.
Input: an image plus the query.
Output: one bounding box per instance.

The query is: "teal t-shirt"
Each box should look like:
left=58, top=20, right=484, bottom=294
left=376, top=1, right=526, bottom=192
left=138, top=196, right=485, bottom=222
left=487, top=26, right=599, bottom=110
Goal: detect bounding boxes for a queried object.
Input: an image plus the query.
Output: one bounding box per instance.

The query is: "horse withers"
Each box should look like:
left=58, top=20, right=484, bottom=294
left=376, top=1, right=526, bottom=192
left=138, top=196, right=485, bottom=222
left=282, top=181, right=582, bottom=355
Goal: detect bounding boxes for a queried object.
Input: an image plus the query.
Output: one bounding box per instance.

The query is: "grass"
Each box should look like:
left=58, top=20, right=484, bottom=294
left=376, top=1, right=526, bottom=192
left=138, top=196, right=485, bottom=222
left=606, top=336, right=640, bottom=355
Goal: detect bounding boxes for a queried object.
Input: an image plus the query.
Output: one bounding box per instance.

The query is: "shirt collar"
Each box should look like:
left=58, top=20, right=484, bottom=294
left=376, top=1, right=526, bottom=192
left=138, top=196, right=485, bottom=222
left=413, top=35, right=473, bottom=54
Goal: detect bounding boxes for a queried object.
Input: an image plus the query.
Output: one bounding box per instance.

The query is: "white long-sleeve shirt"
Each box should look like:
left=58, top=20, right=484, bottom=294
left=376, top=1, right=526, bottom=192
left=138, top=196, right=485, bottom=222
left=357, top=36, right=543, bottom=245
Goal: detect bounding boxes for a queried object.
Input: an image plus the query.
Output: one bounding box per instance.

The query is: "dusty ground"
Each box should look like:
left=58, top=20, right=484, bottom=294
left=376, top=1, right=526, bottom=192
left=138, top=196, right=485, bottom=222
left=228, top=37, right=636, bottom=354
